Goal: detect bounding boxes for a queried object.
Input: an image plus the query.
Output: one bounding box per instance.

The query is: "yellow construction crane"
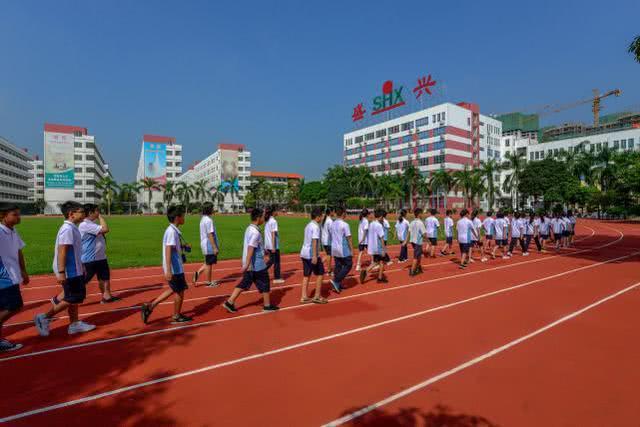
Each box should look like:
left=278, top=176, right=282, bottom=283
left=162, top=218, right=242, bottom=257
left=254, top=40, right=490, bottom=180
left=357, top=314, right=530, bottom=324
left=591, top=89, right=622, bottom=127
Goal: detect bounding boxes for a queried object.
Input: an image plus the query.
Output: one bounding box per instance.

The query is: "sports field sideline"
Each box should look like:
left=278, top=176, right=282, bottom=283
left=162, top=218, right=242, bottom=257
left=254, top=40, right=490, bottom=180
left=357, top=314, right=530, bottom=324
left=2, top=219, right=640, bottom=426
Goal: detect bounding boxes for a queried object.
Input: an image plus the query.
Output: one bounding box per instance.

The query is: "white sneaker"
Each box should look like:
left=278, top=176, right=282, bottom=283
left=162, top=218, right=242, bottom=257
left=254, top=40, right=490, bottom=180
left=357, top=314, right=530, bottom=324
left=68, top=321, right=96, bottom=335
left=502, top=255, right=510, bottom=259
left=386, top=261, right=394, bottom=266
left=272, top=279, right=285, bottom=284
left=523, top=252, right=530, bottom=256
left=34, top=314, right=50, bottom=337
left=355, top=266, right=361, bottom=272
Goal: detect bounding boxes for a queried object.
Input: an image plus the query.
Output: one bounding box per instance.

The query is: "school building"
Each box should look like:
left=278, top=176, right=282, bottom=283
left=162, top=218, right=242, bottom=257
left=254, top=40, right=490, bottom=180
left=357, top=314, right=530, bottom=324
left=0, top=135, right=33, bottom=205
left=250, top=171, right=304, bottom=186
left=135, top=134, right=183, bottom=212
left=343, top=102, right=502, bottom=209
left=28, top=157, right=44, bottom=202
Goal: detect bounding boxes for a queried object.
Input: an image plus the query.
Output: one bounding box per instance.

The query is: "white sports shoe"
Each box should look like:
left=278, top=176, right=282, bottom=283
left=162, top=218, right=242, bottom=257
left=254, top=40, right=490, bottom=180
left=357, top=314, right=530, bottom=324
left=68, top=321, right=96, bottom=335
left=272, top=279, right=285, bottom=285
left=34, top=314, right=50, bottom=337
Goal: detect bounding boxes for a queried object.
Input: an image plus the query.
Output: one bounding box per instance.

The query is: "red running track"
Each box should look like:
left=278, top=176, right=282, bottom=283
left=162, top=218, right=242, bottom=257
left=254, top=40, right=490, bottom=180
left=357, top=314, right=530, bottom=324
left=1, top=220, right=639, bottom=426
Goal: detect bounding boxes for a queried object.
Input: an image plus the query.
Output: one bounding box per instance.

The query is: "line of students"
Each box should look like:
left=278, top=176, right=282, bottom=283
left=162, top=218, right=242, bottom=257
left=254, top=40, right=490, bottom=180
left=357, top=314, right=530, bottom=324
left=0, top=201, right=577, bottom=353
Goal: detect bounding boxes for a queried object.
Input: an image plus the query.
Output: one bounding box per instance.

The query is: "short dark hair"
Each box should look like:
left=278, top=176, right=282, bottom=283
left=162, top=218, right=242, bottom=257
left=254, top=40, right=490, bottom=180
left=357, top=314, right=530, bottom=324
left=430, top=208, right=437, bottom=215
left=497, top=211, right=504, bottom=218
left=460, top=208, right=469, bottom=217
left=202, top=202, right=214, bottom=216
left=335, top=207, right=346, bottom=217
left=0, top=203, right=20, bottom=215
left=514, top=212, right=521, bottom=219
left=414, top=208, right=423, bottom=216
left=487, top=210, right=494, bottom=216
left=374, top=208, right=385, bottom=219
left=445, top=209, right=452, bottom=216
left=251, top=207, right=264, bottom=222
left=167, top=205, right=186, bottom=223
left=310, top=207, right=323, bottom=219
left=471, top=209, right=479, bottom=218
left=61, top=201, right=83, bottom=219
left=83, top=203, right=99, bottom=216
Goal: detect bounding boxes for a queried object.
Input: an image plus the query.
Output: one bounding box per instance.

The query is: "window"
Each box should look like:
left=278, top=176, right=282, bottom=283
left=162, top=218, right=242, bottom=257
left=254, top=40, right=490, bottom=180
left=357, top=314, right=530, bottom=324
left=416, top=117, right=429, bottom=127
left=505, top=139, right=510, bottom=147
left=74, top=192, right=83, bottom=198
left=175, top=162, right=182, bottom=167
left=86, top=179, right=95, bottom=186
left=530, top=152, right=534, bottom=161
left=75, top=180, right=83, bottom=186
left=614, top=140, right=620, bottom=149
left=629, top=138, right=635, bottom=149
left=86, top=142, right=95, bottom=149
left=553, top=149, right=558, bottom=157
left=540, top=150, right=545, bottom=159
left=535, top=151, right=540, bottom=160
left=388, top=125, right=400, bottom=135
left=365, top=132, right=375, bottom=141
left=86, top=155, right=95, bottom=161
left=74, top=142, right=83, bottom=148
left=548, top=149, right=553, bottom=157
left=375, top=129, right=387, bottom=138
left=74, top=167, right=83, bottom=173
left=441, top=112, right=446, bottom=121
left=622, top=140, right=627, bottom=149
left=401, top=121, right=414, bottom=131
left=166, top=161, right=173, bottom=167
left=596, top=143, right=602, bottom=151
left=175, top=151, right=181, bottom=157
left=419, top=157, right=428, bottom=166
left=467, top=117, right=471, bottom=126
left=74, top=155, right=83, bottom=161
left=167, top=172, right=173, bottom=178
left=432, top=115, right=436, bottom=123
left=355, top=135, right=364, bottom=143
left=86, top=168, right=96, bottom=174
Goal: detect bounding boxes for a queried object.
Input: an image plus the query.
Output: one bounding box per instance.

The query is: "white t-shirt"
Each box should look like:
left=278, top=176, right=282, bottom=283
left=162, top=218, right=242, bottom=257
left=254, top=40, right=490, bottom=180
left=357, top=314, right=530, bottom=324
left=243, top=224, right=267, bottom=271
left=0, top=224, right=25, bottom=288
left=510, top=218, right=523, bottom=238
left=358, top=218, right=369, bottom=244
left=562, top=217, right=571, bottom=232
left=457, top=217, right=474, bottom=244
left=162, top=224, right=184, bottom=275
left=551, top=218, right=565, bottom=234
left=395, top=219, right=408, bottom=241
left=367, top=220, right=385, bottom=255
left=569, top=216, right=577, bottom=231
left=425, top=216, right=439, bottom=238
left=409, top=219, right=427, bottom=244
left=482, top=217, right=495, bottom=236
left=321, top=217, right=333, bottom=246
left=382, top=218, right=390, bottom=241
left=53, top=221, right=84, bottom=278
left=471, top=218, right=482, bottom=241
left=539, top=217, right=551, bottom=235
left=494, top=218, right=507, bottom=240
left=199, top=215, right=219, bottom=255
left=79, top=219, right=106, bottom=263
left=444, top=217, right=454, bottom=237
left=330, top=219, right=352, bottom=258
left=264, top=217, right=279, bottom=251
left=524, top=219, right=535, bottom=235
left=300, top=221, right=321, bottom=260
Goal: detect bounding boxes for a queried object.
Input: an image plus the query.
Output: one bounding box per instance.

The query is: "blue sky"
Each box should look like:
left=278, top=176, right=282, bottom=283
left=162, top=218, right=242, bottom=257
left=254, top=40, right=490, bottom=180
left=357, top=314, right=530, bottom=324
left=1, top=0, right=638, bottom=181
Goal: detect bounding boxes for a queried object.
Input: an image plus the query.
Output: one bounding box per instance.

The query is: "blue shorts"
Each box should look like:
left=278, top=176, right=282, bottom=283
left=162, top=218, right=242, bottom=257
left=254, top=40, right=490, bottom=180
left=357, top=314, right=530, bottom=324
left=459, top=242, right=471, bottom=254
left=412, top=243, right=423, bottom=259
left=302, top=257, right=325, bottom=277
left=540, top=234, right=549, bottom=240
left=446, top=236, right=453, bottom=245
left=237, top=269, right=270, bottom=293
left=358, top=244, right=367, bottom=252
left=169, top=273, right=188, bottom=293
left=562, top=230, right=570, bottom=237
left=497, top=239, right=507, bottom=246
left=0, top=285, right=23, bottom=311
left=63, top=276, right=87, bottom=304
left=373, top=253, right=390, bottom=263
left=428, top=238, right=437, bottom=245
left=485, top=235, right=493, bottom=240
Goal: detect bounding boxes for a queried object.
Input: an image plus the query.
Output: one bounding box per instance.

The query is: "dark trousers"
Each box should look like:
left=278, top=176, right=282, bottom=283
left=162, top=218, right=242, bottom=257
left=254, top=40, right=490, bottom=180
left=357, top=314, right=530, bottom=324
left=509, top=237, right=520, bottom=253
left=266, top=249, right=281, bottom=279
left=399, top=244, right=408, bottom=261
left=524, top=234, right=542, bottom=252
left=334, top=256, right=353, bottom=284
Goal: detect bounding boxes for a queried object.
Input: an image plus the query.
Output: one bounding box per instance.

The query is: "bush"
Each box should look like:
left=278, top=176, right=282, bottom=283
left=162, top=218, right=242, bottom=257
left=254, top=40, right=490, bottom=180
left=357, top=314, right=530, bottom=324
left=346, top=197, right=373, bottom=209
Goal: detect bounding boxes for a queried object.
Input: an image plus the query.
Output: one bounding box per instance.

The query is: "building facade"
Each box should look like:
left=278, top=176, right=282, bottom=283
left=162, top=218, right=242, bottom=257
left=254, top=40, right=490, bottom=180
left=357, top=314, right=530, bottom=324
left=43, top=124, right=111, bottom=214
left=135, top=135, right=183, bottom=211
left=176, top=143, right=250, bottom=212
left=0, top=135, right=33, bottom=205
left=343, top=102, right=501, bottom=209
left=29, top=157, right=44, bottom=201
left=250, top=171, right=303, bottom=186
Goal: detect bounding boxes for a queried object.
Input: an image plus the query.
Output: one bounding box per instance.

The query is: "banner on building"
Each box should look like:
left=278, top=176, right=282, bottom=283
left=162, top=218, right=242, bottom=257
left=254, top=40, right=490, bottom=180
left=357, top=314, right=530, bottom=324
left=143, top=142, right=167, bottom=185
left=219, top=149, right=239, bottom=193
left=44, top=132, right=75, bottom=188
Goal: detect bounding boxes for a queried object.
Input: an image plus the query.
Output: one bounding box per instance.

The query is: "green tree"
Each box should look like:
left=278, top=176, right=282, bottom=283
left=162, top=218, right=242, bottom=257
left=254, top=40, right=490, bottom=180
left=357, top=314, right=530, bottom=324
left=299, top=181, right=327, bottom=206
left=161, top=181, right=176, bottom=212
left=95, top=176, right=119, bottom=216
left=324, top=166, right=355, bottom=206
left=140, top=177, right=160, bottom=213
left=478, top=159, right=501, bottom=210
left=629, top=35, right=640, bottom=63
left=502, top=152, right=526, bottom=209
left=192, top=180, right=208, bottom=203
left=401, top=165, right=422, bottom=209
left=175, top=181, right=194, bottom=210
left=119, top=182, right=142, bottom=214
left=452, top=166, right=475, bottom=208
left=429, top=169, right=455, bottom=210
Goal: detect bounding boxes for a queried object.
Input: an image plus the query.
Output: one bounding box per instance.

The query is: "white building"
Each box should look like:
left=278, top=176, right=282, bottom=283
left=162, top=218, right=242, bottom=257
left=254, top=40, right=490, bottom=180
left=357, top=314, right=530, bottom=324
left=135, top=135, right=183, bottom=212
left=29, top=157, right=44, bottom=201
left=0, top=135, right=33, bottom=205
left=343, top=102, right=501, bottom=209
left=177, top=143, right=251, bottom=212
left=43, top=124, right=111, bottom=214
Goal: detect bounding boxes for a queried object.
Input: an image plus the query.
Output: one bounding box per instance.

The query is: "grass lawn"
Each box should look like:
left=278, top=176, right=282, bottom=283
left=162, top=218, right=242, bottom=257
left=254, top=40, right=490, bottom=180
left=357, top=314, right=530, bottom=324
left=18, top=214, right=457, bottom=275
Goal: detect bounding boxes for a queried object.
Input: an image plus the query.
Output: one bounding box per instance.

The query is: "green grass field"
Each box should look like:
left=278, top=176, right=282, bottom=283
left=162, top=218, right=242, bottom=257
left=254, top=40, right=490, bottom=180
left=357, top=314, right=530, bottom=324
left=18, top=214, right=456, bottom=275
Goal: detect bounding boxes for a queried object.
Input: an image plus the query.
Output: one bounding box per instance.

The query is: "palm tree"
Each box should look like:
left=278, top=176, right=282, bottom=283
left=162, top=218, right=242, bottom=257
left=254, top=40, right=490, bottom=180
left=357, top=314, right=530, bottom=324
left=592, top=147, right=618, bottom=192
left=95, top=176, right=120, bottom=216
left=629, top=35, right=640, bottom=63
left=119, top=182, right=142, bottom=214
left=478, top=159, right=501, bottom=210
left=469, top=171, right=487, bottom=209
left=429, top=169, right=455, bottom=210
left=211, top=185, right=225, bottom=211
left=161, top=181, right=176, bottom=212
left=140, top=177, right=160, bottom=213
left=351, top=167, right=375, bottom=198
left=192, top=180, right=208, bottom=203
left=401, top=166, right=422, bottom=209
left=452, top=166, right=475, bottom=208
left=416, top=175, right=432, bottom=208
left=175, top=182, right=194, bottom=210
left=501, top=152, right=526, bottom=209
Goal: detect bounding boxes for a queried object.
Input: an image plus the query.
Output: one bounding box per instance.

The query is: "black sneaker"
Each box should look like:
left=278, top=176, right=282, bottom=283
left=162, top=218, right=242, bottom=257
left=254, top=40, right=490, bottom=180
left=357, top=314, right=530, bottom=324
left=141, top=303, right=152, bottom=324
left=101, top=296, right=122, bottom=304
left=193, top=271, right=199, bottom=285
left=223, top=301, right=238, bottom=313
left=0, top=339, right=23, bottom=353
left=377, top=277, right=389, bottom=284
left=330, top=280, right=342, bottom=294
left=262, top=305, right=280, bottom=312
left=171, top=314, right=193, bottom=324
left=359, top=269, right=367, bottom=283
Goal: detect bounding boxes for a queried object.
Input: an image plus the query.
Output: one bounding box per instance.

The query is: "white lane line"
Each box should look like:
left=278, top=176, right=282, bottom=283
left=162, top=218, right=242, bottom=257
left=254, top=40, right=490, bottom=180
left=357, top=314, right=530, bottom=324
left=1, top=249, right=637, bottom=424
left=323, top=279, right=640, bottom=426
left=1, top=228, right=623, bottom=361
left=19, top=224, right=597, bottom=290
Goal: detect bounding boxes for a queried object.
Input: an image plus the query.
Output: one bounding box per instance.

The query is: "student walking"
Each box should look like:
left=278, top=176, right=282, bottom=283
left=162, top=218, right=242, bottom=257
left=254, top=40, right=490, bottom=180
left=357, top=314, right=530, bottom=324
left=524, top=212, right=542, bottom=254
left=507, top=212, right=524, bottom=256
left=567, top=210, right=577, bottom=246
left=561, top=212, right=571, bottom=248
left=321, top=207, right=335, bottom=275
left=395, top=209, right=409, bottom=262
left=470, top=210, right=483, bottom=262
left=359, top=209, right=389, bottom=284
left=492, top=211, right=509, bottom=259
left=0, top=204, right=29, bottom=352
left=482, top=210, right=495, bottom=262
left=300, top=208, right=328, bottom=304
left=35, top=201, right=96, bottom=336
left=264, top=206, right=284, bottom=284
left=424, top=209, right=439, bottom=259
left=457, top=209, right=477, bottom=268
left=441, top=210, right=454, bottom=255
left=223, top=208, right=279, bottom=313
left=538, top=212, right=551, bottom=251
left=193, top=202, right=220, bottom=287
left=382, top=212, right=393, bottom=265
left=141, top=205, right=193, bottom=324
left=355, top=209, right=370, bottom=272
left=329, top=207, right=353, bottom=293
left=550, top=212, right=565, bottom=251
left=409, top=208, right=427, bottom=276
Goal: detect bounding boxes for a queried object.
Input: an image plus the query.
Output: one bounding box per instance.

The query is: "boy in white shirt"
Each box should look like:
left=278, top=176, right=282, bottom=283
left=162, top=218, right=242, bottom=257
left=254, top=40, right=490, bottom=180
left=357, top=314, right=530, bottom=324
left=35, top=201, right=96, bottom=336
left=300, top=208, right=328, bottom=304
left=321, top=208, right=335, bottom=275
left=395, top=209, right=409, bottom=262
left=360, top=209, right=389, bottom=284
left=382, top=212, right=393, bottom=265
left=356, top=209, right=370, bottom=272
left=409, top=208, right=427, bottom=276
left=329, top=207, right=353, bottom=293
left=0, top=204, right=29, bottom=352
left=141, top=205, right=193, bottom=324
left=193, top=203, right=220, bottom=287
left=507, top=212, right=524, bottom=256
left=492, top=211, right=509, bottom=259
left=441, top=210, right=455, bottom=256
left=567, top=210, right=577, bottom=246
left=470, top=210, right=483, bottom=262
left=482, top=210, right=495, bottom=261
left=424, top=209, right=440, bottom=259
left=550, top=212, right=565, bottom=251
left=457, top=209, right=478, bottom=268
left=223, top=208, right=279, bottom=313
left=264, top=207, right=284, bottom=284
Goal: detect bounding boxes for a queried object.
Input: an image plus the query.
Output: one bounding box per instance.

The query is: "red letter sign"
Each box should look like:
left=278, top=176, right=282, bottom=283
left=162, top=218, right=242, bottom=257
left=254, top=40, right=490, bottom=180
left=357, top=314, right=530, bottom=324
left=413, top=74, right=436, bottom=99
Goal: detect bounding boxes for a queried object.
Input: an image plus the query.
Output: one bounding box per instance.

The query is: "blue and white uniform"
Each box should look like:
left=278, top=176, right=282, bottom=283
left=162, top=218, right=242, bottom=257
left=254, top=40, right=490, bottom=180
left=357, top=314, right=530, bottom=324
left=53, top=221, right=84, bottom=279
left=0, top=224, right=25, bottom=288
left=330, top=219, right=352, bottom=258
left=79, top=219, right=106, bottom=263
left=199, top=215, right=219, bottom=255
left=243, top=224, right=267, bottom=272
left=163, top=224, right=184, bottom=275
